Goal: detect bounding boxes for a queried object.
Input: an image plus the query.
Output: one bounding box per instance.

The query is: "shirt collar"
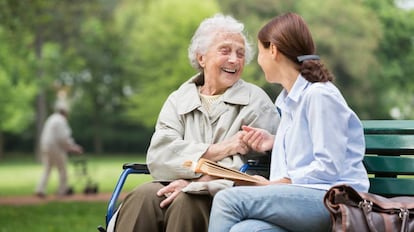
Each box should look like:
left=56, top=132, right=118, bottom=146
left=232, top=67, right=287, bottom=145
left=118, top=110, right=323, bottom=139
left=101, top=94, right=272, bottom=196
left=177, top=74, right=249, bottom=115
left=275, top=74, right=310, bottom=113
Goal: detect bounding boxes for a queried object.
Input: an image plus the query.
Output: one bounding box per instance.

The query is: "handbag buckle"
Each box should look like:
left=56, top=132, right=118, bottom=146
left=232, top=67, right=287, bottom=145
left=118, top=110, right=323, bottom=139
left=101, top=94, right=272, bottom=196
left=358, top=199, right=373, bottom=212
left=399, top=208, right=409, bottom=219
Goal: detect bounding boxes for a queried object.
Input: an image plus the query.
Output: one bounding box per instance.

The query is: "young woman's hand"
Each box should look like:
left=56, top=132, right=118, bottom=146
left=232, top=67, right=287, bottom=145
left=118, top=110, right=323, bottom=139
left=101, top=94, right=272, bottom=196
left=242, top=125, right=275, bottom=153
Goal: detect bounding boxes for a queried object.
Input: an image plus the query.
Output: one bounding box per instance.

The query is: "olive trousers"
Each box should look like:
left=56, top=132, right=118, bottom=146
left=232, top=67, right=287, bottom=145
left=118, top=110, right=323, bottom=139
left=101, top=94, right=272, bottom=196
left=115, top=182, right=212, bottom=232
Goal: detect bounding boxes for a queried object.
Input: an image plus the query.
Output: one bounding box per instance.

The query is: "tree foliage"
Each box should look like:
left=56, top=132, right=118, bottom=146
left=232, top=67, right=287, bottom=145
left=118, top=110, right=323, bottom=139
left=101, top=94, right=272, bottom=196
left=364, top=0, right=414, bottom=119
left=0, top=26, right=36, bottom=133
left=297, top=0, right=382, bottom=118
left=116, top=0, right=220, bottom=127
left=1, top=0, right=413, bottom=154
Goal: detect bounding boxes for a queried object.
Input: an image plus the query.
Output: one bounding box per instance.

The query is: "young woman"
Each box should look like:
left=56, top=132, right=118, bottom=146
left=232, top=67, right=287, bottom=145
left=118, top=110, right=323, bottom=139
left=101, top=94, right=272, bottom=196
left=208, top=12, right=369, bottom=232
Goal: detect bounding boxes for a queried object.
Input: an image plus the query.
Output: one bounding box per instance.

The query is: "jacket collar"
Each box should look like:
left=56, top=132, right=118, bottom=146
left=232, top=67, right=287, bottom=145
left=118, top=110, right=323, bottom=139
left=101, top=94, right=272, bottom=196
left=177, top=73, right=250, bottom=115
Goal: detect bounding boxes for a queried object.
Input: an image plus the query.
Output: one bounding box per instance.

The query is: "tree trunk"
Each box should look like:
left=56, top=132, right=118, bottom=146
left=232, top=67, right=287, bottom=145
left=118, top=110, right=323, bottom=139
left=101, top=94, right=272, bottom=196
left=93, top=97, right=103, bottom=155
left=34, top=28, right=47, bottom=162
left=0, top=132, right=4, bottom=160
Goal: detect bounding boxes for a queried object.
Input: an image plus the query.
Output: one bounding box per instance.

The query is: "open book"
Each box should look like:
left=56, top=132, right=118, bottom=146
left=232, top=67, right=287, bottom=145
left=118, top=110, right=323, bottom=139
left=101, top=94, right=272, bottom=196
left=183, top=158, right=263, bottom=183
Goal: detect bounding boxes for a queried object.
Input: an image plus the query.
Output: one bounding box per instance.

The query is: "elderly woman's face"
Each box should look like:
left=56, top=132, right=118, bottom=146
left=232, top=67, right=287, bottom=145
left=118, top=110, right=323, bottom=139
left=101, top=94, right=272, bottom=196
left=200, top=32, right=246, bottom=91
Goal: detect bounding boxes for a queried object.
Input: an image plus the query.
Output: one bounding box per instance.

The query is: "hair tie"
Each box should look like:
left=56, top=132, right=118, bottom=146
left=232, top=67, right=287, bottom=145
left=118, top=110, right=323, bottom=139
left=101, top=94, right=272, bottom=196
left=297, top=55, right=320, bottom=63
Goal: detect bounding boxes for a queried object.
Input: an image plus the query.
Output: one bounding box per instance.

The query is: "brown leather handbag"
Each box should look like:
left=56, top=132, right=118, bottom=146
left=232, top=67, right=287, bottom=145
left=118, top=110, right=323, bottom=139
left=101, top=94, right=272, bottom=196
left=324, top=184, right=414, bottom=232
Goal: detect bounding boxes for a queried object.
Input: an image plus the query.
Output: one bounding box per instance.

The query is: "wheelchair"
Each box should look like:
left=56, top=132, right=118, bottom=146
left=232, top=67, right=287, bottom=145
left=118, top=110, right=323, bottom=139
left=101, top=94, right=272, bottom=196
left=97, top=157, right=270, bottom=232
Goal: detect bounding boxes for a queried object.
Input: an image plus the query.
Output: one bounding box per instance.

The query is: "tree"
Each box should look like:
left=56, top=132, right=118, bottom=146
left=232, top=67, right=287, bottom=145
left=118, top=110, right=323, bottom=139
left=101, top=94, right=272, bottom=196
left=220, top=0, right=383, bottom=118
left=298, top=0, right=382, bottom=118
left=67, top=12, right=136, bottom=154
left=0, top=0, right=102, bottom=157
left=0, top=3, right=39, bottom=158
left=364, top=0, right=414, bottom=119
left=0, top=28, right=36, bottom=158
left=116, top=0, right=221, bottom=127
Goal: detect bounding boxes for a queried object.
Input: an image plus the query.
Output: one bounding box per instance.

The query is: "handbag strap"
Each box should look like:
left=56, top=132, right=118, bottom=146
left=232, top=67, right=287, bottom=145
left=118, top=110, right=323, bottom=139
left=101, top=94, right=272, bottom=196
left=400, top=208, right=410, bottom=232
left=359, top=200, right=380, bottom=232
left=359, top=198, right=410, bottom=232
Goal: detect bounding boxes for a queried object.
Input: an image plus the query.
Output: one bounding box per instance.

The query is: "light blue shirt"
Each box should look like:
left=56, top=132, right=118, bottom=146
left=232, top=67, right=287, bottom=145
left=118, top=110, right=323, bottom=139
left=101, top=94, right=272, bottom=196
left=270, top=75, right=369, bottom=192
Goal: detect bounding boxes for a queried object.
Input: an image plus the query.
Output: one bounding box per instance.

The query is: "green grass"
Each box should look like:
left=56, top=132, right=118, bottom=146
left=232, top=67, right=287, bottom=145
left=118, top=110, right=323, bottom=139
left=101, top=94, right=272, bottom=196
left=0, top=153, right=153, bottom=231
left=0, top=202, right=107, bottom=232
left=0, top=153, right=152, bottom=196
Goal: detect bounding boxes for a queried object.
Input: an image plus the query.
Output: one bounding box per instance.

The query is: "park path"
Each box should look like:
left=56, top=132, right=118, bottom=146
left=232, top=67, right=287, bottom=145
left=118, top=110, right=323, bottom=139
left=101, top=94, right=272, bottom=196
left=0, top=192, right=127, bottom=206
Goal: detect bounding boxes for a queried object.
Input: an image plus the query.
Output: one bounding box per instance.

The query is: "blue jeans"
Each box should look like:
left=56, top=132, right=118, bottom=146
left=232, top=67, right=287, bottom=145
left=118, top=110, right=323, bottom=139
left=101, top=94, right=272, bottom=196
left=208, top=184, right=331, bottom=232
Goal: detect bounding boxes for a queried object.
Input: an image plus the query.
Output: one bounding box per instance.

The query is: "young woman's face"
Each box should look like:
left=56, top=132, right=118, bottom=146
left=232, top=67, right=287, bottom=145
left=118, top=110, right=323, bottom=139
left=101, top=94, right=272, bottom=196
left=257, top=41, right=277, bottom=83
left=199, top=32, right=246, bottom=93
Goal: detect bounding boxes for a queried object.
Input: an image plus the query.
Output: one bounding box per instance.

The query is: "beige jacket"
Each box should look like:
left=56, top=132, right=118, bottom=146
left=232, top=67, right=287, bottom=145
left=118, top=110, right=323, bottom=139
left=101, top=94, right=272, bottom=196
left=147, top=74, right=279, bottom=181
left=40, top=113, right=76, bottom=156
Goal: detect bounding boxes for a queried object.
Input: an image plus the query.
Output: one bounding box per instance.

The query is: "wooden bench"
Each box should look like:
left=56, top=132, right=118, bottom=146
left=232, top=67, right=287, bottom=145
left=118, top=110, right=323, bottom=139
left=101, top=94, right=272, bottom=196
left=362, top=120, right=414, bottom=197
left=98, top=120, right=414, bottom=231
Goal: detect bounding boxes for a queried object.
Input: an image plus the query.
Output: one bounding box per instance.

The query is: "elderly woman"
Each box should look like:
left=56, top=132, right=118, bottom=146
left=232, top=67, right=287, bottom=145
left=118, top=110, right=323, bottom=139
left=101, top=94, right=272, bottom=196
left=113, top=14, right=279, bottom=232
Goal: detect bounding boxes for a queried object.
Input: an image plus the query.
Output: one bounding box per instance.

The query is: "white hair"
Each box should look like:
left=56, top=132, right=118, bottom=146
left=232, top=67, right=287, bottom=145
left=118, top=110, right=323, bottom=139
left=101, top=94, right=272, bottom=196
left=188, top=14, right=254, bottom=71
left=54, top=100, right=69, bottom=113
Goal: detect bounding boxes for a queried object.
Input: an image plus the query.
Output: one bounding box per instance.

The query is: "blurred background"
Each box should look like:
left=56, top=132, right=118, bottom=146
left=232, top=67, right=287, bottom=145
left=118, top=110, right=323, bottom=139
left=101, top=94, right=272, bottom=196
left=0, top=0, right=413, bottom=159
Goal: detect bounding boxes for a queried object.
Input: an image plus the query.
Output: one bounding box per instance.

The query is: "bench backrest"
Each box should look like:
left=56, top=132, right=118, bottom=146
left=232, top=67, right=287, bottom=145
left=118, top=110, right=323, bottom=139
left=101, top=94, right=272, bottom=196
left=362, top=120, right=414, bottom=197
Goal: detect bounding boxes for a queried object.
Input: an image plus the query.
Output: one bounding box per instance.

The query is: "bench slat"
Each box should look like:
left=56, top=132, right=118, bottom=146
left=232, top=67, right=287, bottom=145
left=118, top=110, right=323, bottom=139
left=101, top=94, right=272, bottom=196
left=368, top=178, right=414, bottom=196
left=365, top=134, right=414, bottom=154
left=363, top=120, right=414, bottom=134
left=363, top=156, right=414, bottom=175
left=362, top=120, right=414, bottom=197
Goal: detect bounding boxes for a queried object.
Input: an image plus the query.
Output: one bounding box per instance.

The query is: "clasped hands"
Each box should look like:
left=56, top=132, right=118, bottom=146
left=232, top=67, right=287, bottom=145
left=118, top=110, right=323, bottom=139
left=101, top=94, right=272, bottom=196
left=240, top=125, right=275, bottom=153
left=156, top=125, right=288, bottom=208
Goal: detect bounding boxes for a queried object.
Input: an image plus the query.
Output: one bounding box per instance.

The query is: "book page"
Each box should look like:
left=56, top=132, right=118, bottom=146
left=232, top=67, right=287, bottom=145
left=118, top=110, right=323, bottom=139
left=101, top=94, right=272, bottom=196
left=185, top=158, right=262, bottom=183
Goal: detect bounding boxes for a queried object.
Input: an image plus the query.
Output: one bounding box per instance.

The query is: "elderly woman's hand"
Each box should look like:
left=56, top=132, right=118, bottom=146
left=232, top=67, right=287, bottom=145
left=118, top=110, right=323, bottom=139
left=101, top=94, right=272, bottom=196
left=203, top=131, right=250, bottom=161
left=156, top=179, right=190, bottom=208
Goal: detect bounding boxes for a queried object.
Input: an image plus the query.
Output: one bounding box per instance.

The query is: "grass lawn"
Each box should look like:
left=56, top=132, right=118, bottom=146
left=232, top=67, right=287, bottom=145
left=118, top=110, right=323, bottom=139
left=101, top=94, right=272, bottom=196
left=0, top=202, right=107, bottom=232
left=0, top=153, right=153, bottom=231
left=0, top=153, right=152, bottom=196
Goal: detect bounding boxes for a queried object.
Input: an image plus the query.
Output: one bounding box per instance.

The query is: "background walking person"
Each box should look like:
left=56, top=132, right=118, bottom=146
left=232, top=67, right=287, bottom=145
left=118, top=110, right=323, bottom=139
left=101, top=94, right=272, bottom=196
left=35, top=100, right=83, bottom=198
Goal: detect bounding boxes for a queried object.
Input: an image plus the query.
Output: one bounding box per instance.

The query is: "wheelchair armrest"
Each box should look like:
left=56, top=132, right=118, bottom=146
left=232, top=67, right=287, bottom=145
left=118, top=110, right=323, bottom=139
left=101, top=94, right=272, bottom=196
left=240, top=159, right=270, bottom=178
left=105, top=163, right=150, bottom=229
left=122, top=163, right=150, bottom=174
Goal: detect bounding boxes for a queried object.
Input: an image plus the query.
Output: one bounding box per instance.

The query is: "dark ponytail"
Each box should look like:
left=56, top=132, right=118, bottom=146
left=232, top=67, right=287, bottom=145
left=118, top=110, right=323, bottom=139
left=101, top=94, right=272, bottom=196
left=300, top=59, right=334, bottom=82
